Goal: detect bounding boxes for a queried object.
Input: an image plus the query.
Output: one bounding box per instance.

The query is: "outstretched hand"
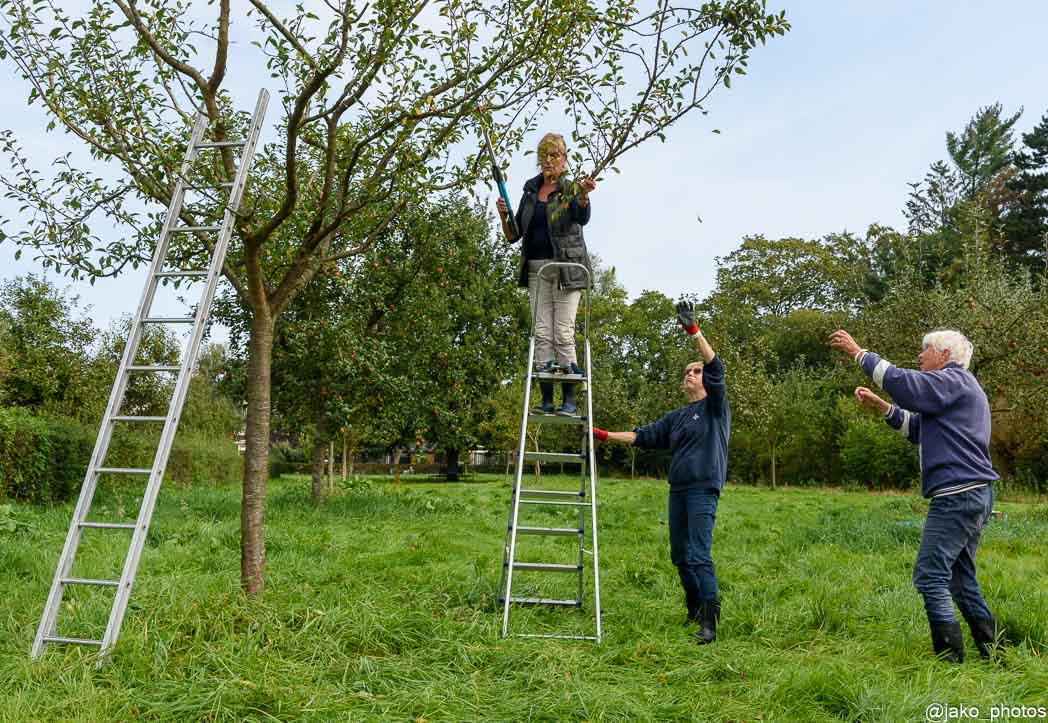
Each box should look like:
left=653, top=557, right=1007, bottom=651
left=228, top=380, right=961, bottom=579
left=676, top=301, right=700, bottom=336
left=591, top=427, right=609, bottom=442
left=829, top=329, right=861, bottom=358
left=854, top=386, right=890, bottom=414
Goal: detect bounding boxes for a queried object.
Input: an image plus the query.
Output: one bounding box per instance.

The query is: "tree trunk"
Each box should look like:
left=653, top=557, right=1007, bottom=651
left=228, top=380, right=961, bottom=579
left=630, top=448, right=636, bottom=480
left=341, top=434, right=348, bottom=480
left=446, top=447, right=461, bottom=481
left=310, top=436, right=326, bottom=503
left=310, top=406, right=328, bottom=504
left=328, top=440, right=335, bottom=494
left=241, top=314, right=274, bottom=596
left=770, top=442, right=777, bottom=489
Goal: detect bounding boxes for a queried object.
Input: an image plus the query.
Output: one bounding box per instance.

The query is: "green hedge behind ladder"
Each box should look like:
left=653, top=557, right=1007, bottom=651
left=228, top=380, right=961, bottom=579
left=0, top=407, right=242, bottom=503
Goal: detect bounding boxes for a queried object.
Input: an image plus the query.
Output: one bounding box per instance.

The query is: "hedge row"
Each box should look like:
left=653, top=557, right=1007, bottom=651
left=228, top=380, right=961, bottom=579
left=0, top=407, right=242, bottom=503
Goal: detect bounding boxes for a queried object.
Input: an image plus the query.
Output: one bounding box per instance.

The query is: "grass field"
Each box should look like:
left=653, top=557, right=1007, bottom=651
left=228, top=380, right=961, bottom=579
left=1, top=474, right=1047, bottom=721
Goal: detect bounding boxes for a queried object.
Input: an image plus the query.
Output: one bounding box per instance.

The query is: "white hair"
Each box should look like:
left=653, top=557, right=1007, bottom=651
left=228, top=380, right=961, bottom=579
left=922, top=329, right=973, bottom=369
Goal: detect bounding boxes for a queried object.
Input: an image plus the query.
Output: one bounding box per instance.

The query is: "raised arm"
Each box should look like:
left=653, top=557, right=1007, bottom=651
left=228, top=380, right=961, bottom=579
left=677, top=301, right=726, bottom=413
left=677, top=300, right=714, bottom=363
left=829, top=330, right=961, bottom=415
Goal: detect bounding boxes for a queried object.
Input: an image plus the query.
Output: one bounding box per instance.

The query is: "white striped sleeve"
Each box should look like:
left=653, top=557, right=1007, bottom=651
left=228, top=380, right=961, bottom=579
left=872, top=358, right=891, bottom=389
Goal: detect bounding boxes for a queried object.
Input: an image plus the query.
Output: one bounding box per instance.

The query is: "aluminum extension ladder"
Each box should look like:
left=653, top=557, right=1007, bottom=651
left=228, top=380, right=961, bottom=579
left=31, top=89, right=269, bottom=660
left=498, top=262, right=602, bottom=642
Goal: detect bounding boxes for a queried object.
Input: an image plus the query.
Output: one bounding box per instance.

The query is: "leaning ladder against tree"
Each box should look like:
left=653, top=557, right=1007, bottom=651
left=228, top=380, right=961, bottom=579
left=31, top=90, right=269, bottom=661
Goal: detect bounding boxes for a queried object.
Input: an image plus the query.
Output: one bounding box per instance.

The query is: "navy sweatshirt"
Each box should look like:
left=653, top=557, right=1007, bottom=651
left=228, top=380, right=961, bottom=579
left=859, top=352, right=998, bottom=498
left=632, top=356, right=731, bottom=492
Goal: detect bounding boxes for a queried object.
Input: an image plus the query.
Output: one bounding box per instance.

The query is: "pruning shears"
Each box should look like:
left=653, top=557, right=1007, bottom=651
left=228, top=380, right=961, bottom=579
left=479, top=118, right=519, bottom=239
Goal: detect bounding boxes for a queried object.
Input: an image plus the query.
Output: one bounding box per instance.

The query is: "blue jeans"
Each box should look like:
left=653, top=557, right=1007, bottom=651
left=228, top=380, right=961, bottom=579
left=668, top=487, right=719, bottom=601
left=913, top=485, right=994, bottom=624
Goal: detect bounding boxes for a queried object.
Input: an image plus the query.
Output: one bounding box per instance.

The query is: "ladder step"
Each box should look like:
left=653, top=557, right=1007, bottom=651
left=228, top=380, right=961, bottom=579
left=94, top=467, right=152, bottom=475
left=532, top=372, right=587, bottom=382
left=528, top=413, right=587, bottom=426
left=501, top=596, right=582, bottom=607
left=516, top=526, right=583, bottom=536
left=520, top=499, right=591, bottom=508
left=142, top=317, right=195, bottom=324
left=512, top=562, right=582, bottom=573
left=79, top=522, right=137, bottom=530
left=61, top=577, right=120, bottom=587
left=195, top=140, right=245, bottom=148
left=111, top=416, right=167, bottom=423
left=520, top=488, right=584, bottom=499
left=185, top=182, right=234, bottom=190
left=126, top=365, right=181, bottom=372
left=171, top=225, right=223, bottom=233
left=155, top=270, right=208, bottom=278
left=43, top=636, right=103, bottom=647
left=514, top=633, right=599, bottom=641
left=523, top=452, right=585, bottom=463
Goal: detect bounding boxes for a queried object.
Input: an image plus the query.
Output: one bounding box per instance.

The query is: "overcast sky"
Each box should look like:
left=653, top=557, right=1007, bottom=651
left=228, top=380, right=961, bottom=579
left=2, top=0, right=1047, bottom=330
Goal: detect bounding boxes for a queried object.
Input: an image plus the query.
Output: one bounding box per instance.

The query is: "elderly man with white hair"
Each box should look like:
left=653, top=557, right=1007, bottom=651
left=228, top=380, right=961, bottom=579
left=829, top=328, right=1002, bottom=663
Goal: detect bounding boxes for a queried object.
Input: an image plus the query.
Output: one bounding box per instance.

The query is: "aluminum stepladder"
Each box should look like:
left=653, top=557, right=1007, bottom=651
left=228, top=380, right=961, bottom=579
left=498, top=262, right=602, bottom=642
left=31, top=89, right=269, bottom=660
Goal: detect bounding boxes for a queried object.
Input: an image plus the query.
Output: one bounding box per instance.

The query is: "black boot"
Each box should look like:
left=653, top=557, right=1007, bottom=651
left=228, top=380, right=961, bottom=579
left=930, top=621, right=965, bottom=662
left=532, top=382, right=554, bottom=414
left=684, top=588, right=700, bottom=625
left=964, top=614, right=1001, bottom=660
left=696, top=599, right=720, bottom=645
left=556, top=381, right=577, bottom=416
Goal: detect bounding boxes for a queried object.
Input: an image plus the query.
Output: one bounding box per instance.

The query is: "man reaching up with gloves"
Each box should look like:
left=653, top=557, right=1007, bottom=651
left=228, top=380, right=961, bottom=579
left=592, top=301, right=731, bottom=645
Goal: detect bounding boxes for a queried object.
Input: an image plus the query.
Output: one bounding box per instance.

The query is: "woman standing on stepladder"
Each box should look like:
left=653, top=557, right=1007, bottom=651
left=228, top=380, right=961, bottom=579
left=496, top=132, right=596, bottom=416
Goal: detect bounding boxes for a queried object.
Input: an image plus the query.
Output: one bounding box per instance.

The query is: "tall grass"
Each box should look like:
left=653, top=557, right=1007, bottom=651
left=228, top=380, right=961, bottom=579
left=1, top=476, right=1045, bottom=721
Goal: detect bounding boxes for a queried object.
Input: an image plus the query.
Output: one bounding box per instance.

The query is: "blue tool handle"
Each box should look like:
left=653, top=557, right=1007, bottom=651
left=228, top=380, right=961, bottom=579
left=495, top=174, right=519, bottom=238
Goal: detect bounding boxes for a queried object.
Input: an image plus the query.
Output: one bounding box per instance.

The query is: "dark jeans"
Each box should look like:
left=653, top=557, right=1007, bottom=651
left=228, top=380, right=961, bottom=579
left=668, top=487, right=719, bottom=601
left=913, top=485, right=994, bottom=624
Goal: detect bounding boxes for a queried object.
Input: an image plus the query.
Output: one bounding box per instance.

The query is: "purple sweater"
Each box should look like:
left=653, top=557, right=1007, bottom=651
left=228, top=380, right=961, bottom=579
left=859, top=352, right=998, bottom=498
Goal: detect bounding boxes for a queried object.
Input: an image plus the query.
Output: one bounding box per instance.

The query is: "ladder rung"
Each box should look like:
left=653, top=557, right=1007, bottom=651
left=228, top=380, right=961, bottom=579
left=512, top=562, right=582, bottom=573
left=523, top=452, right=585, bottom=463
left=516, top=526, right=583, bottom=536
left=111, top=416, right=167, bottom=423
left=195, top=140, right=245, bottom=149
left=43, top=636, right=103, bottom=647
left=514, top=633, right=599, bottom=641
left=94, top=467, right=152, bottom=475
left=528, top=413, right=587, bottom=426
left=171, top=225, right=222, bottom=233
left=520, top=499, right=590, bottom=508
left=79, top=522, right=137, bottom=530
left=62, top=577, right=120, bottom=587
left=501, top=596, right=582, bottom=607
left=155, top=270, right=208, bottom=278
left=126, top=365, right=181, bottom=372
left=520, top=488, right=584, bottom=499
left=142, top=317, right=195, bottom=324
left=185, top=182, right=234, bottom=190
left=533, top=372, right=587, bottom=382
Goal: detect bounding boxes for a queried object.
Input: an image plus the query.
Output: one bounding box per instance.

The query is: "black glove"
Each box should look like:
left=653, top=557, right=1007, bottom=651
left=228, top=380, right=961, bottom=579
left=676, top=301, right=699, bottom=335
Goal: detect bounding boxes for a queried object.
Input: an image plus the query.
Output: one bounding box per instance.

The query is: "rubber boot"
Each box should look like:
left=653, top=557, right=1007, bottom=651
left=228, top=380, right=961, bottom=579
left=964, top=614, right=1001, bottom=660
left=684, top=588, right=700, bottom=625
left=930, top=620, right=965, bottom=662
left=697, top=599, right=720, bottom=645
left=556, top=381, right=577, bottom=416
left=532, top=381, right=554, bottom=414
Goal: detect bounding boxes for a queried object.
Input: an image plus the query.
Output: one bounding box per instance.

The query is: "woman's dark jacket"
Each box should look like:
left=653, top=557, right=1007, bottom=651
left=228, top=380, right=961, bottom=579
left=509, top=173, right=592, bottom=290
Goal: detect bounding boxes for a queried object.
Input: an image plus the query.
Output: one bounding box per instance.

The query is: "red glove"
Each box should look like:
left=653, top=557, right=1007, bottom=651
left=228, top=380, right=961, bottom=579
left=592, top=427, right=609, bottom=442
